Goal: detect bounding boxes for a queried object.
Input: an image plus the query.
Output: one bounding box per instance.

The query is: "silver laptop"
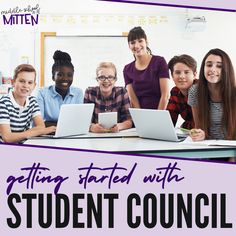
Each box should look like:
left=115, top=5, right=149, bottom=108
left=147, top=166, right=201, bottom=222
left=46, top=103, right=94, bottom=138
left=129, top=108, right=186, bottom=142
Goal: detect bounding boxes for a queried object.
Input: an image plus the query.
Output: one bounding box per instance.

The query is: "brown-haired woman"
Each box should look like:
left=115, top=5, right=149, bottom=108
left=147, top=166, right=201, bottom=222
left=123, top=26, right=170, bottom=110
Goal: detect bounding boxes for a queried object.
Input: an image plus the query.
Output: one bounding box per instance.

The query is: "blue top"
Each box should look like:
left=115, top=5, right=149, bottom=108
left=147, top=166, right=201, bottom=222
left=37, top=85, right=83, bottom=122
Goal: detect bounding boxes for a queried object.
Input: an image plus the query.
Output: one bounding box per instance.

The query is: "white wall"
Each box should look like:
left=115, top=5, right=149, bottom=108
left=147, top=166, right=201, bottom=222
left=0, top=0, right=236, bottom=93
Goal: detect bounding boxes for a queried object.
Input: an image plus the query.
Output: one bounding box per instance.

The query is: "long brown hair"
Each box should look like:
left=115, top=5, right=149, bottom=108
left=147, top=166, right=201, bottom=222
left=198, top=48, right=236, bottom=139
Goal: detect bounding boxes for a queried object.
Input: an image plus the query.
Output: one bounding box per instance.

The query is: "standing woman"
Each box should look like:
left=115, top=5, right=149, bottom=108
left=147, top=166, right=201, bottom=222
left=123, top=26, right=170, bottom=109
left=37, top=50, right=83, bottom=126
left=188, top=48, right=236, bottom=141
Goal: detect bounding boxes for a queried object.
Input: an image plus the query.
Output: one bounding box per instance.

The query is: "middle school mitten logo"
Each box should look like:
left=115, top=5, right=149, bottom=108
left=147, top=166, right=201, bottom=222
left=1, top=4, right=40, bottom=26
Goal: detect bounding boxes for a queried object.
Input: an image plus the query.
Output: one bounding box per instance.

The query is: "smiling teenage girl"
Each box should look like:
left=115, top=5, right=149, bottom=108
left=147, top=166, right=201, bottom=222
left=37, top=50, right=83, bottom=126
left=84, top=62, right=132, bottom=133
left=188, top=48, right=236, bottom=141
left=0, top=64, right=56, bottom=143
left=123, top=26, right=170, bottom=109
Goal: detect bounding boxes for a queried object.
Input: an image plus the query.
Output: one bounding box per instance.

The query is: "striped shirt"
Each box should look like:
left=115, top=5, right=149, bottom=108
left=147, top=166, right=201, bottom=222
left=188, top=84, right=225, bottom=139
left=0, top=91, right=41, bottom=133
left=84, top=86, right=131, bottom=123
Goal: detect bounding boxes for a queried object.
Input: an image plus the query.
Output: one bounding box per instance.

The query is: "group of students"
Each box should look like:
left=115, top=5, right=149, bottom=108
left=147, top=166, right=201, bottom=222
left=0, top=26, right=236, bottom=147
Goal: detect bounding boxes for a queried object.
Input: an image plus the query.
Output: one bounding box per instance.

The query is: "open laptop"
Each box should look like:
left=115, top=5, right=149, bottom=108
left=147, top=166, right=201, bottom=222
left=43, top=103, right=94, bottom=138
left=129, top=108, right=187, bottom=142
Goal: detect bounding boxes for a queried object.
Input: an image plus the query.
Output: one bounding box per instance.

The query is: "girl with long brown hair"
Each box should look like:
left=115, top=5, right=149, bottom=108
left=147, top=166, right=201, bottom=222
left=188, top=48, right=236, bottom=141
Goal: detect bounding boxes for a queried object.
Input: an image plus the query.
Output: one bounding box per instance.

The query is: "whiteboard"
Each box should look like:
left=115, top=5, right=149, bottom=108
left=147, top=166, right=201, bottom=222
left=43, top=36, right=134, bottom=92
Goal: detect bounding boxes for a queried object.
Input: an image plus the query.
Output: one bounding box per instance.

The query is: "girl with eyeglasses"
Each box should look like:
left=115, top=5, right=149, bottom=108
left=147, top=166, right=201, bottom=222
left=84, top=62, right=132, bottom=133
left=123, top=26, right=170, bottom=110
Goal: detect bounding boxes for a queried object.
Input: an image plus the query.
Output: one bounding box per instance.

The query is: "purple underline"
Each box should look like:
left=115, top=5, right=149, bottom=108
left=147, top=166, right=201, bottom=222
left=97, top=0, right=236, bottom=12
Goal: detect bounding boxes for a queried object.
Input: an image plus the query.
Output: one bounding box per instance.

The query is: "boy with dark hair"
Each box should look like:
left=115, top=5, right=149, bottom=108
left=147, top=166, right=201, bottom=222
left=167, top=54, right=197, bottom=129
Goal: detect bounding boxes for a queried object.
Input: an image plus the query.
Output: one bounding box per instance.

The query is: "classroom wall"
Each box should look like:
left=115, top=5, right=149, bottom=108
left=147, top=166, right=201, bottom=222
left=0, top=0, right=236, bottom=93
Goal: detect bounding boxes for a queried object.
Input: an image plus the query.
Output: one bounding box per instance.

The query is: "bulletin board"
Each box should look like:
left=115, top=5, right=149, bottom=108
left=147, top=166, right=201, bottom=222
left=40, top=32, right=132, bottom=91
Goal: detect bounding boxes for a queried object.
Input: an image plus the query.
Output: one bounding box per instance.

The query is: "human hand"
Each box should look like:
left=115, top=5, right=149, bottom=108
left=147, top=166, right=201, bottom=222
left=190, top=129, right=205, bottom=141
left=44, top=126, right=57, bottom=135
left=90, top=123, right=110, bottom=133
left=109, top=125, right=119, bottom=133
left=29, top=125, right=57, bottom=138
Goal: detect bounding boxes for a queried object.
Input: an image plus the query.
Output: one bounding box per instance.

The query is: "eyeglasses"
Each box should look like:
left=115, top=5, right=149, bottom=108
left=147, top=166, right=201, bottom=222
left=97, top=75, right=116, bottom=81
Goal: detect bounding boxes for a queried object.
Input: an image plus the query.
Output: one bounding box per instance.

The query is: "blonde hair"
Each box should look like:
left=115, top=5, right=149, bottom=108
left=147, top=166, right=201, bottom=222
left=96, top=62, right=117, bottom=78
left=13, top=64, right=36, bottom=81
